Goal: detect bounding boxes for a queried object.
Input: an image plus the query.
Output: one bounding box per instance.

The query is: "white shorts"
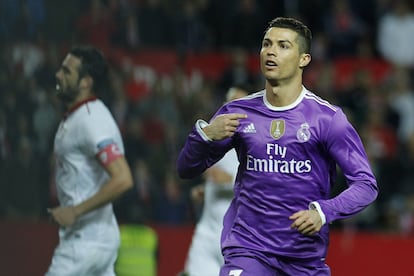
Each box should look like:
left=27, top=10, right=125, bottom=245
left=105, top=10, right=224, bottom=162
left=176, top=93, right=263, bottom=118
left=46, top=240, right=118, bottom=276
left=184, top=226, right=223, bottom=276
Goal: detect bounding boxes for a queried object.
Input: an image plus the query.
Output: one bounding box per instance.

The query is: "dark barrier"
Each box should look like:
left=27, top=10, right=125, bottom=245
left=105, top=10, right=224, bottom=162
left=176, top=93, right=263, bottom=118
left=0, top=221, right=413, bottom=276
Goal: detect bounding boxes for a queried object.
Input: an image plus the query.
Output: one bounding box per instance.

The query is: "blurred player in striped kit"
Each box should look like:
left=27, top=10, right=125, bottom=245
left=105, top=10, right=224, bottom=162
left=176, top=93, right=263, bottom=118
left=177, top=17, right=378, bottom=275
left=183, top=86, right=248, bottom=276
left=46, top=46, right=133, bottom=276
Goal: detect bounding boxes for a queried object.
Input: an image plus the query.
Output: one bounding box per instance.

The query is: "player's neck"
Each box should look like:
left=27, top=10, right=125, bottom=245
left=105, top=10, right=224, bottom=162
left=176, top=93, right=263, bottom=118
left=265, top=81, right=303, bottom=107
left=66, top=90, right=95, bottom=110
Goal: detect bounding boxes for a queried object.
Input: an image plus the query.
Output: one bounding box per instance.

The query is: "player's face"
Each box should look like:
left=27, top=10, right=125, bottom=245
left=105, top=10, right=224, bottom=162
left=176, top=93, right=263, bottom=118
left=260, top=27, right=310, bottom=85
left=55, top=54, right=82, bottom=103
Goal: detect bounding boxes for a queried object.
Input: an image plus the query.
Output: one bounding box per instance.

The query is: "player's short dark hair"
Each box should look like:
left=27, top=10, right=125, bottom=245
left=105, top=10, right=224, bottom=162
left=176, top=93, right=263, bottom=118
left=69, top=46, right=108, bottom=93
left=265, top=17, right=312, bottom=54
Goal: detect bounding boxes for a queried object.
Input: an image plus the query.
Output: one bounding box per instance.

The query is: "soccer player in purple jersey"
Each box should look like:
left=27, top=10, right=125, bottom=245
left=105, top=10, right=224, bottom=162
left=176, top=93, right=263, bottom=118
left=177, top=17, right=378, bottom=276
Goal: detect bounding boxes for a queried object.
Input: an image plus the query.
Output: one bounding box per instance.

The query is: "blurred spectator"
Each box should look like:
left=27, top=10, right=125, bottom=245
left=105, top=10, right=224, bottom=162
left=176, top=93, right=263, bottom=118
left=173, top=0, right=209, bottom=54
left=356, top=75, right=400, bottom=214
left=147, top=76, right=182, bottom=127
left=349, top=0, right=379, bottom=38
left=2, top=0, right=46, bottom=41
left=377, top=0, right=414, bottom=68
left=108, top=0, right=137, bottom=49
left=115, top=158, right=159, bottom=223
left=32, top=88, right=58, bottom=156
left=294, top=0, right=326, bottom=32
left=2, top=88, right=37, bottom=153
left=303, top=59, right=336, bottom=103
left=11, top=41, right=44, bottom=78
left=200, top=0, right=237, bottom=49
left=123, top=114, right=149, bottom=165
left=0, top=137, right=45, bottom=220
left=109, top=68, right=130, bottom=132
left=217, top=47, right=259, bottom=102
left=34, top=42, right=61, bottom=90
left=155, top=169, right=191, bottom=224
left=363, top=105, right=398, bottom=163
left=120, top=58, right=151, bottom=104
left=386, top=66, right=414, bottom=143
left=168, top=66, right=206, bottom=130
left=228, top=0, right=266, bottom=51
left=0, top=0, right=20, bottom=40
left=397, top=133, right=414, bottom=234
left=0, top=109, right=9, bottom=165
left=310, top=32, right=329, bottom=62
left=22, top=0, right=46, bottom=40
left=140, top=110, right=166, bottom=147
left=75, top=0, right=117, bottom=48
left=139, top=0, right=173, bottom=48
left=43, top=0, right=78, bottom=42
left=337, top=69, right=376, bottom=126
left=384, top=133, right=414, bottom=234
left=112, top=9, right=141, bottom=50
left=322, top=0, right=368, bottom=58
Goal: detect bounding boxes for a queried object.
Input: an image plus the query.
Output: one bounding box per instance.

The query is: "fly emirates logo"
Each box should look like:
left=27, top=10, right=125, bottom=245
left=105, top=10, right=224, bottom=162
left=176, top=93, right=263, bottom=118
left=246, top=143, right=311, bottom=174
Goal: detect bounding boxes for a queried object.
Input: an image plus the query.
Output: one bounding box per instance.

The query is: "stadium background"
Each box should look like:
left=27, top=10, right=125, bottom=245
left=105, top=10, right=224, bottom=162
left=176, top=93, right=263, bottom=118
left=1, top=0, right=414, bottom=275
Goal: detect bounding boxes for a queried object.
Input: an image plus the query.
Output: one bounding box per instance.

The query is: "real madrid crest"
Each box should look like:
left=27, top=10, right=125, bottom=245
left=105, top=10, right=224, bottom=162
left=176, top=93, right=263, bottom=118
left=270, top=119, right=285, bottom=140
left=297, top=122, right=311, bottom=142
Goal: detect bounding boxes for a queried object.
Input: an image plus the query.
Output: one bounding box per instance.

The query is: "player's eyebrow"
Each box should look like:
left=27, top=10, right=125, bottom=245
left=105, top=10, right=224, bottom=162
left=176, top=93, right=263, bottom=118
left=263, top=37, right=294, bottom=46
left=277, top=39, right=294, bottom=46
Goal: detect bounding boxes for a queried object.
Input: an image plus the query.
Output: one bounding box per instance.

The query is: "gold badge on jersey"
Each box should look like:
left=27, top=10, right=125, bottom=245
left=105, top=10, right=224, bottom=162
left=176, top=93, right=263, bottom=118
left=270, top=119, right=285, bottom=140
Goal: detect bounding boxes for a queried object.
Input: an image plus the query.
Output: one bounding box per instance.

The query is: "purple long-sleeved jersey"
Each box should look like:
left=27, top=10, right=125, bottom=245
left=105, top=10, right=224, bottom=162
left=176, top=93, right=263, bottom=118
left=177, top=87, right=378, bottom=262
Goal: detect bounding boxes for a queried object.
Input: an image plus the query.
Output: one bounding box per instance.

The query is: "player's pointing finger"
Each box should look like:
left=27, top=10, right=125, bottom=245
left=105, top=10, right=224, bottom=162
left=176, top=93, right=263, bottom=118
left=227, top=113, right=248, bottom=120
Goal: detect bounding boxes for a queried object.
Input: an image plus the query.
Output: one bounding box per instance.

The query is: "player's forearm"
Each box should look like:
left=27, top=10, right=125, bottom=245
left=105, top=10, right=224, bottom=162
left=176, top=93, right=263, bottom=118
left=74, top=158, right=133, bottom=217
left=177, top=147, right=208, bottom=179
left=177, top=121, right=231, bottom=179
left=317, top=180, right=378, bottom=224
left=177, top=131, right=212, bottom=179
left=74, top=177, right=132, bottom=217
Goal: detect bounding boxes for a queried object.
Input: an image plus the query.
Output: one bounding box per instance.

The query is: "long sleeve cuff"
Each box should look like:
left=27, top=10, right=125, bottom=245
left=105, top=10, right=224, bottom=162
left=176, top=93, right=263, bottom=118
left=309, top=201, right=326, bottom=225
left=195, top=119, right=212, bottom=142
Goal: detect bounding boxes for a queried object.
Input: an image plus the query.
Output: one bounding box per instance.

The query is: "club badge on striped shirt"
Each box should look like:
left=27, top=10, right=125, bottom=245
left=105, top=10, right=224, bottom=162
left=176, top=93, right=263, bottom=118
left=270, top=119, right=285, bottom=140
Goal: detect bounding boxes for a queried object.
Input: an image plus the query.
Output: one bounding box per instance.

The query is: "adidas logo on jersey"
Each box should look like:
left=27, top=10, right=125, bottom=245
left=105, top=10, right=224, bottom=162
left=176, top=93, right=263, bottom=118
left=243, top=123, right=256, bottom=133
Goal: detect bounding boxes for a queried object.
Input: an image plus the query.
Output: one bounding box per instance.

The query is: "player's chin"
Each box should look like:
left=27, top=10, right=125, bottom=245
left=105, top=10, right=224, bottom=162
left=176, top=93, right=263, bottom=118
left=263, top=71, right=279, bottom=82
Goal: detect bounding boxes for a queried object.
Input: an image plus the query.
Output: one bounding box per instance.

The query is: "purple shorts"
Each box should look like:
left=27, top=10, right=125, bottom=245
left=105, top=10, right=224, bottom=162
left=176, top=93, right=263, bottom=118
left=219, top=254, right=331, bottom=276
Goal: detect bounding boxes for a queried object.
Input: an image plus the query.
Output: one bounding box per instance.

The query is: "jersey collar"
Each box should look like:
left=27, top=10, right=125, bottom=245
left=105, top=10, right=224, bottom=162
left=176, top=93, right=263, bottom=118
left=63, top=96, right=98, bottom=119
left=263, top=86, right=306, bottom=111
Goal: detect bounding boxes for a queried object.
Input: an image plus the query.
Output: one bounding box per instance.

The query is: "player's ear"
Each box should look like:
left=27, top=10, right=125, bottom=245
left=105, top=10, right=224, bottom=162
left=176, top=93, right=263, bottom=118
left=79, top=75, right=93, bottom=90
left=299, top=53, right=311, bottom=68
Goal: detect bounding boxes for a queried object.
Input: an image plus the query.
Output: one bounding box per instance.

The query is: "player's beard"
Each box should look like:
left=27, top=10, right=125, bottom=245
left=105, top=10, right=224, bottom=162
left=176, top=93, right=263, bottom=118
left=56, top=83, right=80, bottom=104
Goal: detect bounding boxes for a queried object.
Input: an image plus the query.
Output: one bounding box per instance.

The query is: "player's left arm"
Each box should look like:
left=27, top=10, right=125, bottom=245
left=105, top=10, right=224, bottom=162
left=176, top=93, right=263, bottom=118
left=177, top=105, right=245, bottom=179
left=290, top=109, right=378, bottom=235
left=75, top=155, right=133, bottom=216
left=49, top=145, right=133, bottom=227
left=312, top=110, right=378, bottom=225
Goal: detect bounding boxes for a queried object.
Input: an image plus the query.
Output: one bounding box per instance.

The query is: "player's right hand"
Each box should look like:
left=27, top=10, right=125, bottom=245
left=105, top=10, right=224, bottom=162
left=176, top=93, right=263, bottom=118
left=48, top=206, right=77, bottom=227
left=202, top=113, right=247, bottom=140
left=289, top=209, right=322, bottom=235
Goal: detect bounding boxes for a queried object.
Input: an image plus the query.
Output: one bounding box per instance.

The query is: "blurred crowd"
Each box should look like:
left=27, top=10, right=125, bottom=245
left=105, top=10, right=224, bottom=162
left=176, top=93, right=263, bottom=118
left=1, top=0, right=414, bottom=235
